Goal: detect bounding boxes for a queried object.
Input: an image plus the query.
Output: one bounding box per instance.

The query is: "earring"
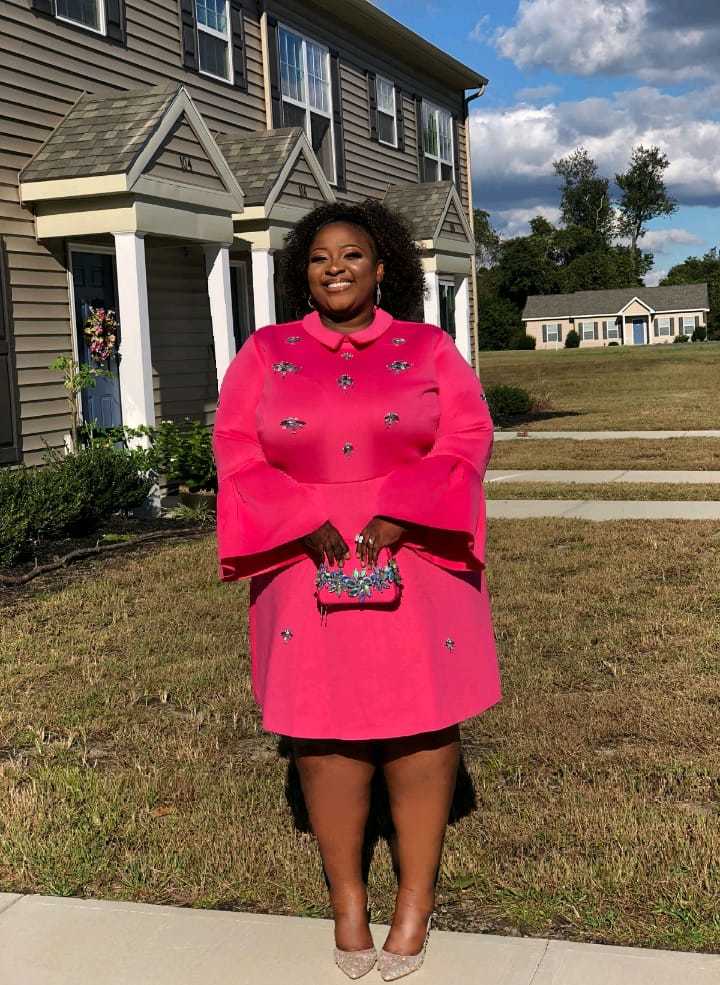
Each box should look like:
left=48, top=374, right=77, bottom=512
left=375, top=283, right=382, bottom=307
left=307, top=293, right=316, bottom=310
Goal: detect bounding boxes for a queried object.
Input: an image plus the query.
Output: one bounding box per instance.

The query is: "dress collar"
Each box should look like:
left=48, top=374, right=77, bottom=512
left=301, top=307, right=394, bottom=350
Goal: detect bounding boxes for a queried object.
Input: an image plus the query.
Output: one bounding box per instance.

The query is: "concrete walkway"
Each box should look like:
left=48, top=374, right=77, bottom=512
left=495, top=429, right=720, bottom=441
left=2, top=893, right=720, bottom=985
left=486, top=469, right=720, bottom=484
left=487, top=500, right=720, bottom=520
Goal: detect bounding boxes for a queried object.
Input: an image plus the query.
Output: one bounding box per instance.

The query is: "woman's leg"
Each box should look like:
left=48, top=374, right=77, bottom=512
left=379, top=724, right=460, bottom=953
left=292, top=737, right=377, bottom=950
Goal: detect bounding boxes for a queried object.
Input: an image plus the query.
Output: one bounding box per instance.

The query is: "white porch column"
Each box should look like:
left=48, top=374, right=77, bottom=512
left=454, top=274, right=472, bottom=364
left=205, top=244, right=236, bottom=389
left=423, top=270, right=441, bottom=326
left=113, top=232, right=155, bottom=434
left=250, top=247, right=276, bottom=328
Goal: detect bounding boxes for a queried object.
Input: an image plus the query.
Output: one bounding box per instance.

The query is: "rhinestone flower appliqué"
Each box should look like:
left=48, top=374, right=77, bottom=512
left=272, top=361, right=301, bottom=376
left=280, top=417, right=306, bottom=432
left=444, top=638, right=456, bottom=651
left=340, top=351, right=354, bottom=360
left=280, top=628, right=293, bottom=643
left=285, top=336, right=301, bottom=344
left=337, top=374, right=354, bottom=390
left=387, top=360, right=411, bottom=373
left=391, top=337, right=407, bottom=345
left=342, top=442, right=354, bottom=455
left=384, top=412, right=400, bottom=427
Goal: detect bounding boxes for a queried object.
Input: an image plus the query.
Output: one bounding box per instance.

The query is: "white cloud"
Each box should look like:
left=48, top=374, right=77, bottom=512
left=515, top=83, right=562, bottom=101
left=468, top=15, right=491, bottom=43
left=494, top=205, right=562, bottom=237
left=644, top=269, right=668, bottom=287
left=638, top=229, right=704, bottom=253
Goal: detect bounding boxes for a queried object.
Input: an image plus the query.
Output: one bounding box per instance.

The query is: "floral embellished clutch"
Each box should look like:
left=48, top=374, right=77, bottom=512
left=315, top=547, right=402, bottom=609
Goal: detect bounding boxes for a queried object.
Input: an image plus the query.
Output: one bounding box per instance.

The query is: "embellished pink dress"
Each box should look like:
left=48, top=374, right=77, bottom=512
left=212, top=307, right=502, bottom=740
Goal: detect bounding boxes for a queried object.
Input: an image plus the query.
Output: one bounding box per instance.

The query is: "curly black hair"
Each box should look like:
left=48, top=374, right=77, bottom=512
left=277, top=198, right=426, bottom=321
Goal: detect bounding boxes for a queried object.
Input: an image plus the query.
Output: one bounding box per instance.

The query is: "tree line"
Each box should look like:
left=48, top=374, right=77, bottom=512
left=475, top=146, right=720, bottom=348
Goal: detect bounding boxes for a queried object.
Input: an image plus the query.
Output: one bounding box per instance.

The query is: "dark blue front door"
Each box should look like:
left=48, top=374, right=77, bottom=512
left=72, top=251, right=123, bottom=428
left=633, top=319, right=646, bottom=345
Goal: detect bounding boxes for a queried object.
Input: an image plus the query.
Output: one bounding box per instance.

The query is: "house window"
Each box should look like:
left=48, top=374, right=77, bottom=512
left=578, top=321, right=594, bottom=341
left=681, top=316, right=695, bottom=335
left=376, top=76, right=397, bottom=147
left=544, top=323, right=561, bottom=343
left=195, top=0, right=232, bottom=82
left=422, top=101, right=453, bottom=181
left=439, top=280, right=456, bottom=340
left=278, top=25, right=336, bottom=183
left=606, top=320, right=619, bottom=340
left=657, top=317, right=671, bottom=337
left=56, top=0, right=104, bottom=33
left=230, top=260, right=254, bottom=349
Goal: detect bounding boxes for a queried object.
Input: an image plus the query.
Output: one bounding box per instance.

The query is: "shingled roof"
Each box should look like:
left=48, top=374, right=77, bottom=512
left=523, top=283, right=710, bottom=320
left=214, top=128, right=304, bottom=207
left=21, top=83, right=180, bottom=183
left=382, top=181, right=458, bottom=240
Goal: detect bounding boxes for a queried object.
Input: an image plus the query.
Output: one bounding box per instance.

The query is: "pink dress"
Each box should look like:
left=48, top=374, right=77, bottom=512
left=212, top=307, right=502, bottom=740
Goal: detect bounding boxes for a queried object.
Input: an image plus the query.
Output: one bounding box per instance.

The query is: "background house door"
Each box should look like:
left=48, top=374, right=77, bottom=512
left=632, top=319, right=646, bottom=345
left=72, top=251, right=123, bottom=428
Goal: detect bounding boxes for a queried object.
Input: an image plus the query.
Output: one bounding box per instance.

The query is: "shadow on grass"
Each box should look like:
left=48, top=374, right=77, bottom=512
left=277, top=736, right=477, bottom=886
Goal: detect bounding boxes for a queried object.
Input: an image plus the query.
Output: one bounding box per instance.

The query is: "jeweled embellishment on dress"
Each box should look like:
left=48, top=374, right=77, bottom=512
left=337, top=373, right=354, bottom=390
left=280, top=417, right=306, bottom=431
left=316, top=559, right=401, bottom=601
left=444, top=638, right=456, bottom=651
left=340, top=351, right=354, bottom=359
left=391, top=337, right=406, bottom=345
left=387, top=360, right=411, bottom=373
left=280, top=628, right=293, bottom=642
left=285, top=336, right=301, bottom=343
left=272, top=361, right=301, bottom=376
left=342, top=442, right=354, bottom=455
left=384, top=412, right=400, bottom=426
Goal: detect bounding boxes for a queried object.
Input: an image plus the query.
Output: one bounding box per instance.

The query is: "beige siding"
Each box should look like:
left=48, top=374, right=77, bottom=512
left=622, top=300, right=653, bottom=317
left=144, top=119, right=227, bottom=192
left=439, top=199, right=469, bottom=242
left=276, top=153, right=328, bottom=208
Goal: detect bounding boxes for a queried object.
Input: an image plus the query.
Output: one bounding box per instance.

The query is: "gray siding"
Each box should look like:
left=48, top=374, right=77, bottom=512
left=276, top=153, right=328, bottom=208
left=144, top=119, right=227, bottom=191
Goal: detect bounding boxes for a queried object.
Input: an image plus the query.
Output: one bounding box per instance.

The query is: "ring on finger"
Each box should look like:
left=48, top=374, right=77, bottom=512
left=355, top=533, right=364, bottom=544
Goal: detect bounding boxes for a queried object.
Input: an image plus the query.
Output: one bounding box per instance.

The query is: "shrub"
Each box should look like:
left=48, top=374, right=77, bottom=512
left=516, top=334, right=536, bottom=350
left=485, top=384, right=533, bottom=420
left=673, top=334, right=689, bottom=344
left=692, top=325, right=707, bottom=342
left=608, top=341, right=619, bottom=346
left=564, top=328, right=580, bottom=348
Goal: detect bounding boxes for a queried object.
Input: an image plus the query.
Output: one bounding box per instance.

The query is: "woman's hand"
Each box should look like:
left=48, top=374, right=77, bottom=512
left=355, top=516, right=409, bottom=567
left=301, top=520, right=350, bottom=567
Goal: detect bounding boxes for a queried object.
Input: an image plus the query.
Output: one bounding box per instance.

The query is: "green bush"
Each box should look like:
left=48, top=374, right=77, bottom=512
left=692, top=325, right=707, bottom=342
left=607, top=341, right=619, bottom=346
left=565, top=328, right=580, bottom=348
left=673, top=334, right=689, bottom=344
left=516, top=334, right=536, bottom=350
left=485, top=384, right=533, bottom=420
left=0, top=446, right=152, bottom=568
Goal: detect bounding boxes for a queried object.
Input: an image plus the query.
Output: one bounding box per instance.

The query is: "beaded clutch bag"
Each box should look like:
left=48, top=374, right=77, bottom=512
left=315, top=546, right=402, bottom=609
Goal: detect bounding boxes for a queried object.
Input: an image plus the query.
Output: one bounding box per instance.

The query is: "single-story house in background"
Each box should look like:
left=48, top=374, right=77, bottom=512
left=523, top=284, right=709, bottom=349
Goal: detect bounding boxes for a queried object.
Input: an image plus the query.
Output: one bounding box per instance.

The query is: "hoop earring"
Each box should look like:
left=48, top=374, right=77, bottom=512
left=375, top=283, right=382, bottom=307
left=307, top=293, right=316, bottom=310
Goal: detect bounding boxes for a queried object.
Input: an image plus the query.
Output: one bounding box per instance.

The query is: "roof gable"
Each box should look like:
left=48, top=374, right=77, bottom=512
left=142, top=114, right=227, bottom=193
left=383, top=181, right=472, bottom=251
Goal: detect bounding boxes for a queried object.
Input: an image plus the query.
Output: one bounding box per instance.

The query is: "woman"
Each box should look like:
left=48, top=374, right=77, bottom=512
left=212, top=199, right=501, bottom=980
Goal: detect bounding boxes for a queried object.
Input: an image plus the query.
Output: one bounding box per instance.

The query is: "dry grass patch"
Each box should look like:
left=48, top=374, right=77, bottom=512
left=476, top=344, right=720, bottom=431
left=485, top=482, right=720, bottom=501
left=1, top=525, right=720, bottom=951
left=491, top=437, right=720, bottom=471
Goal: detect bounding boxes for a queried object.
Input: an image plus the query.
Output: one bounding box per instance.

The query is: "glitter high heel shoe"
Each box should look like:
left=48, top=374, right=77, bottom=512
left=333, top=906, right=377, bottom=979
left=377, top=911, right=434, bottom=981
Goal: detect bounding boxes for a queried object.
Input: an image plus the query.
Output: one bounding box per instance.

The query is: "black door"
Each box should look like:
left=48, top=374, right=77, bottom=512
left=0, top=238, right=20, bottom=465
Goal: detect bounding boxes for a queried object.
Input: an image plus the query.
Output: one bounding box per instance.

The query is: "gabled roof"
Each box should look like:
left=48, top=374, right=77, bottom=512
left=382, top=181, right=473, bottom=249
left=523, top=283, right=710, bottom=320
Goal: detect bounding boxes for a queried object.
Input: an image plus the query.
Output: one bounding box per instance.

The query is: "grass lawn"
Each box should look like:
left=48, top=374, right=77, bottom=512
left=476, top=344, right=720, bottom=431
left=485, top=482, right=720, bottom=501
left=1, top=526, right=720, bottom=952
left=490, top=437, right=720, bottom=471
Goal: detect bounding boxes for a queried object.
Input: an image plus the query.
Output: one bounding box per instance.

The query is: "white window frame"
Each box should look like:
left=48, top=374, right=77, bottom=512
left=278, top=23, right=337, bottom=185
left=55, top=0, right=106, bottom=36
left=681, top=316, right=695, bottom=335
left=544, top=323, right=560, bottom=343
left=578, top=320, right=594, bottom=341
left=606, top=320, right=619, bottom=340
left=195, top=0, right=233, bottom=84
left=657, top=316, right=671, bottom=337
left=376, top=75, right=397, bottom=148
left=422, top=100, right=454, bottom=182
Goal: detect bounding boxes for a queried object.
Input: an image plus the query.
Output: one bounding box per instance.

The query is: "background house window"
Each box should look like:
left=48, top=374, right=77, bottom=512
left=578, top=321, right=594, bottom=341
left=196, top=0, right=232, bottom=81
left=681, top=316, right=695, bottom=335
left=376, top=76, right=397, bottom=146
left=606, top=320, right=619, bottom=339
left=279, top=25, right=336, bottom=183
left=657, top=317, right=671, bottom=336
left=544, top=323, right=561, bottom=343
left=422, top=101, right=453, bottom=181
left=439, top=280, right=456, bottom=340
left=56, top=0, right=104, bottom=33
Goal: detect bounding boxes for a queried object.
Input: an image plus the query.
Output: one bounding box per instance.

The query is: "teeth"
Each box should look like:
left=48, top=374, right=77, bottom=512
left=327, top=282, right=352, bottom=290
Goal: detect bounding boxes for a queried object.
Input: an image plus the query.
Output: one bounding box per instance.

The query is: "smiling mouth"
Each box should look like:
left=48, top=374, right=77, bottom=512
left=325, top=281, right=353, bottom=292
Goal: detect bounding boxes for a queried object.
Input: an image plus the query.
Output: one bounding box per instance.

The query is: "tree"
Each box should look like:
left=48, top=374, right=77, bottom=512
left=553, top=147, right=613, bottom=242
left=616, top=145, right=677, bottom=276
left=473, top=208, right=500, bottom=269
left=477, top=295, right=524, bottom=350
left=494, top=222, right=563, bottom=309
left=661, top=248, right=720, bottom=340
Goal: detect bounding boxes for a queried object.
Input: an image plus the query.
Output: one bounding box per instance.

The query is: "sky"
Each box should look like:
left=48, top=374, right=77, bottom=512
left=376, top=0, right=720, bottom=285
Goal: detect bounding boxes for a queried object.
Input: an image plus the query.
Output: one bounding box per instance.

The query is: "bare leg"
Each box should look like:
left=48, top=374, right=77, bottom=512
left=292, top=737, right=377, bottom=950
left=379, top=724, right=460, bottom=954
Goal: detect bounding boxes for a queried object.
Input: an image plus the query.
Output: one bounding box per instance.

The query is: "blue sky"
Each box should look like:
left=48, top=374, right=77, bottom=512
left=376, top=0, right=720, bottom=284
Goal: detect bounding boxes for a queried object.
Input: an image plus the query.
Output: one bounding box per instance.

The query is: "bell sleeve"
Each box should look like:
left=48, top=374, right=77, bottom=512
left=374, top=328, right=494, bottom=572
left=212, top=333, right=328, bottom=581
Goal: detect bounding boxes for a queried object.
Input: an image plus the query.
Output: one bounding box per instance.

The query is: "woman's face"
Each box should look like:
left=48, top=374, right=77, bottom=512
left=307, top=221, right=384, bottom=319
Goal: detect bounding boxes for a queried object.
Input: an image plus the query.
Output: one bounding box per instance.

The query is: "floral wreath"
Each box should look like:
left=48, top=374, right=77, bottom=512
left=83, top=307, right=119, bottom=365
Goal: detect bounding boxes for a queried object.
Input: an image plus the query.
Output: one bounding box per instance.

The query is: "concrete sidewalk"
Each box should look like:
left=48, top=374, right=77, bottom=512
left=485, top=469, right=720, bottom=484
left=2, top=893, right=720, bottom=985
left=494, top=429, right=720, bottom=441
left=487, top=500, right=720, bottom=520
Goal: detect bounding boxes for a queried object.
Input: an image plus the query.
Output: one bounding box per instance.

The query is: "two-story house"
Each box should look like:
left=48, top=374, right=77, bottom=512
left=0, top=0, right=487, bottom=468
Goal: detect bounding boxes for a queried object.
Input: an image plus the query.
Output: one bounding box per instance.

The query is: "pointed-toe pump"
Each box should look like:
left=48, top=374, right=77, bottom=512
left=333, top=906, right=377, bottom=979
left=377, top=911, right=434, bottom=981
